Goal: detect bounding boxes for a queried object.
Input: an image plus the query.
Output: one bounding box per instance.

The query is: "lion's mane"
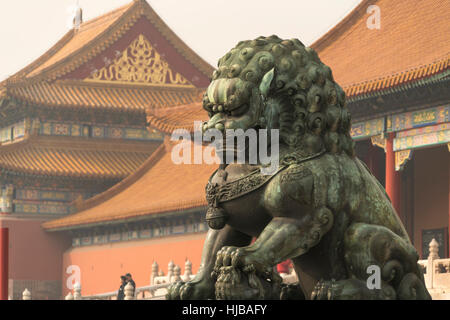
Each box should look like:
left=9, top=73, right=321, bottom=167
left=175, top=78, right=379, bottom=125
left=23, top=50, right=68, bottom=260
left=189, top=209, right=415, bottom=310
left=205, top=35, right=355, bottom=157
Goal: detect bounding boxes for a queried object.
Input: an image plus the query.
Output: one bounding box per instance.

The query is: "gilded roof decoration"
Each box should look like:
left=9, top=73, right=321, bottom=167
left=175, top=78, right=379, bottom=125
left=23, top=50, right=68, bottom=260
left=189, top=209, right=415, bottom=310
left=87, top=35, right=193, bottom=88
left=0, top=0, right=213, bottom=84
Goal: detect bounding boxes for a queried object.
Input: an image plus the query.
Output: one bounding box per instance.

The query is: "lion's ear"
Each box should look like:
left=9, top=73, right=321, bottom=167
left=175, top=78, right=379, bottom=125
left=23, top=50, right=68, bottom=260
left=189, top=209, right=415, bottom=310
left=259, top=68, right=275, bottom=99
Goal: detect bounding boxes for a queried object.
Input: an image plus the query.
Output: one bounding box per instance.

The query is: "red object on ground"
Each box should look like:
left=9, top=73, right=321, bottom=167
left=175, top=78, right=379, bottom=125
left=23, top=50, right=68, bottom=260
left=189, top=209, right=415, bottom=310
left=277, top=260, right=291, bottom=274
left=0, top=228, right=8, bottom=300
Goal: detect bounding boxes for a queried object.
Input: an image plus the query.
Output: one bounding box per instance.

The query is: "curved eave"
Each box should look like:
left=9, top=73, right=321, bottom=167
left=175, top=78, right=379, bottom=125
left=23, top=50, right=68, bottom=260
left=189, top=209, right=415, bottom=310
left=0, top=167, right=127, bottom=181
left=0, top=136, right=158, bottom=180
left=3, top=80, right=203, bottom=112
left=346, top=67, right=450, bottom=103
left=145, top=102, right=207, bottom=135
left=43, top=205, right=207, bottom=232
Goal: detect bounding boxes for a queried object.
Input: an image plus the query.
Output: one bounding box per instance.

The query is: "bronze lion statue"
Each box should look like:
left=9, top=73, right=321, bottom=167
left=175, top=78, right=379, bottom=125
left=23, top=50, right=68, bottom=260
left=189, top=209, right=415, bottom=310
left=167, top=35, right=431, bottom=300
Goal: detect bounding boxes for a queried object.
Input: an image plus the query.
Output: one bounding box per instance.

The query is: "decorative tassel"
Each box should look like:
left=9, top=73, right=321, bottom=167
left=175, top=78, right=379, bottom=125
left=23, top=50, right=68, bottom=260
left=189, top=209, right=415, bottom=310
left=206, top=206, right=228, bottom=230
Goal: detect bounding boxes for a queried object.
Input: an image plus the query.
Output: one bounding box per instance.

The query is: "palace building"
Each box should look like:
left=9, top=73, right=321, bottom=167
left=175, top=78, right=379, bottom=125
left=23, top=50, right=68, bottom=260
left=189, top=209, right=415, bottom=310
left=44, top=107, right=215, bottom=296
left=311, top=0, right=449, bottom=260
left=1, top=0, right=448, bottom=299
left=0, top=0, right=213, bottom=299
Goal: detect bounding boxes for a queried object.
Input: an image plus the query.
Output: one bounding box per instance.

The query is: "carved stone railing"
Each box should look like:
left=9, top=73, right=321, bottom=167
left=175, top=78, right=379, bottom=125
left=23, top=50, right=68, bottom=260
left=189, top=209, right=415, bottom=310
left=63, top=240, right=450, bottom=300
left=151, top=260, right=195, bottom=285
left=417, top=238, right=450, bottom=300
left=67, top=260, right=195, bottom=300
left=22, top=288, right=31, bottom=300
left=68, top=258, right=299, bottom=300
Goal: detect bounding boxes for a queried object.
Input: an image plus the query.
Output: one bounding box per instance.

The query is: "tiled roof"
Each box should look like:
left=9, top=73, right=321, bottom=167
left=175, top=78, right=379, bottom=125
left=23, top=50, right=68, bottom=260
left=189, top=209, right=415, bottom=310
left=27, top=3, right=134, bottom=79
left=2, top=0, right=213, bottom=84
left=43, top=140, right=217, bottom=230
left=312, top=0, right=450, bottom=98
left=146, top=102, right=207, bottom=134
left=0, top=0, right=213, bottom=112
left=0, top=136, right=158, bottom=179
left=5, top=80, right=203, bottom=110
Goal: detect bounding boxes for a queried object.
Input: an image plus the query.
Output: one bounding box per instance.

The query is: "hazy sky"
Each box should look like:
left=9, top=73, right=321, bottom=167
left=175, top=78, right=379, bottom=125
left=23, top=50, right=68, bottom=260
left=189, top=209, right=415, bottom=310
left=0, top=0, right=361, bottom=81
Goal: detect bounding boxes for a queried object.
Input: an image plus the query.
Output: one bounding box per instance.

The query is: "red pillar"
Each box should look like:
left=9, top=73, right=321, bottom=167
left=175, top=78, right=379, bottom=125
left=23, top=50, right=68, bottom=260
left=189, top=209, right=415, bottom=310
left=0, top=228, right=8, bottom=300
left=385, top=133, right=401, bottom=219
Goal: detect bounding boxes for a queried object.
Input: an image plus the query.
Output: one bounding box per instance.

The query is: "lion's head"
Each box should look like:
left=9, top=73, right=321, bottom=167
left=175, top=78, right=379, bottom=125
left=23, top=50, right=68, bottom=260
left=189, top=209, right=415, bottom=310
left=202, top=35, right=355, bottom=157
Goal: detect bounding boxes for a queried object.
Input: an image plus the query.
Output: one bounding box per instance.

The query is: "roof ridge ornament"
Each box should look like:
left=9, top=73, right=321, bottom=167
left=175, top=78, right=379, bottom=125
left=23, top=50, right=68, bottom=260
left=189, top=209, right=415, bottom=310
left=73, top=1, right=83, bottom=31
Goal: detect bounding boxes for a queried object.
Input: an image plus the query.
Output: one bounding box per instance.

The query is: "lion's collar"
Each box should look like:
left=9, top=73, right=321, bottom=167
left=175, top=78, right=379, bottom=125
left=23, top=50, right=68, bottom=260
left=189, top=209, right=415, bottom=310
left=206, top=148, right=325, bottom=205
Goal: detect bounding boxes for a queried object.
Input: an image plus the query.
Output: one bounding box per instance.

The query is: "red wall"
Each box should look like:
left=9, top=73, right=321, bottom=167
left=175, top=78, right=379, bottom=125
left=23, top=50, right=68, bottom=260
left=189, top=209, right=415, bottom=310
left=62, top=232, right=206, bottom=296
left=0, top=216, right=71, bottom=281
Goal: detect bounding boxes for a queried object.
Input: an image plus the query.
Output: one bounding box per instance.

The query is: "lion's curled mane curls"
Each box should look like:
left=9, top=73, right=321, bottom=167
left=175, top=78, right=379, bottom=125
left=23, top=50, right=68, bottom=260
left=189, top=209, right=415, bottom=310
left=205, top=35, right=355, bottom=157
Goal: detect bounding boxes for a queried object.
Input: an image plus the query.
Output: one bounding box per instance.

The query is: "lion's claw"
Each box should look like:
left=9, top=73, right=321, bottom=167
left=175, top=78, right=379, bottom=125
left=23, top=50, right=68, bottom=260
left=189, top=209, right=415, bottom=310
left=166, top=281, right=185, bottom=300
left=214, top=246, right=267, bottom=276
left=166, top=277, right=215, bottom=300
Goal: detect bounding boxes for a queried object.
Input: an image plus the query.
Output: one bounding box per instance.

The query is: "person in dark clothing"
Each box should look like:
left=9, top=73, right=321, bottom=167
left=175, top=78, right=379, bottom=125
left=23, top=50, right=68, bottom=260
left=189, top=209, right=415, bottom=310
left=117, top=275, right=126, bottom=300
left=125, top=273, right=136, bottom=297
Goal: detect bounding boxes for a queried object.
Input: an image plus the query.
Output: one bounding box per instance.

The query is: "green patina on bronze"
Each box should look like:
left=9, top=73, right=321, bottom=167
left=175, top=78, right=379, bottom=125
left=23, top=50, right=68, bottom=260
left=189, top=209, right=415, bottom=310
left=167, top=36, right=431, bottom=300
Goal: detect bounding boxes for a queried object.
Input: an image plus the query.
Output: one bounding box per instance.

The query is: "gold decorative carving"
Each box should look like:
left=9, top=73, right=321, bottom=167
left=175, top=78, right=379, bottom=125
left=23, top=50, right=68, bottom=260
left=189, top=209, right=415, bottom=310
left=371, top=134, right=386, bottom=151
left=395, top=149, right=412, bottom=171
left=447, top=142, right=450, bottom=152
left=86, top=34, right=193, bottom=87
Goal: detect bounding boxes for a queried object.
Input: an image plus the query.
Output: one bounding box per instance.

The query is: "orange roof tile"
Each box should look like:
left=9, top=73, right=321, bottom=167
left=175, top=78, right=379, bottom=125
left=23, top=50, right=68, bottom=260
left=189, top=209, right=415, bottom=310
left=0, top=0, right=213, bottom=113
left=311, top=0, right=450, bottom=98
left=5, top=80, right=203, bottom=110
left=27, top=3, right=134, bottom=78
left=146, top=102, right=208, bottom=134
left=43, top=140, right=217, bottom=230
left=2, top=0, right=213, bottom=84
left=0, top=136, right=158, bottom=179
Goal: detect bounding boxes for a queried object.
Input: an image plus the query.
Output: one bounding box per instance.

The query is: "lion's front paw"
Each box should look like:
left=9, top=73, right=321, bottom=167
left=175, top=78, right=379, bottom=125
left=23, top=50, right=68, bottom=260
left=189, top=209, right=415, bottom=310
left=166, top=277, right=215, bottom=300
left=166, top=281, right=185, bottom=300
left=215, top=266, right=261, bottom=300
left=213, top=246, right=241, bottom=270
left=212, top=246, right=283, bottom=300
left=213, top=246, right=270, bottom=278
